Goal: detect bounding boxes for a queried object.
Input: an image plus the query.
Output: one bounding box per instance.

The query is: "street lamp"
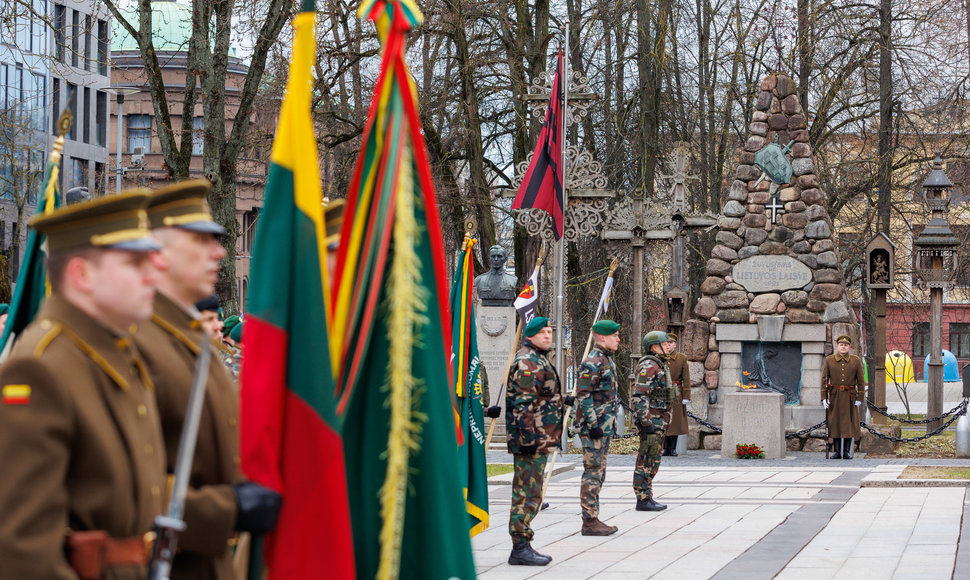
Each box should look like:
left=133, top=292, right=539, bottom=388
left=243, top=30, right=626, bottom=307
left=102, top=86, right=141, bottom=193
left=913, top=153, right=959, bottom=433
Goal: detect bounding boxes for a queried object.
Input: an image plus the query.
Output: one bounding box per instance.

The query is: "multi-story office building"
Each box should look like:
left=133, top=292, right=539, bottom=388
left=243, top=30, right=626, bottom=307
left=0, top=0, right=110, bottom=272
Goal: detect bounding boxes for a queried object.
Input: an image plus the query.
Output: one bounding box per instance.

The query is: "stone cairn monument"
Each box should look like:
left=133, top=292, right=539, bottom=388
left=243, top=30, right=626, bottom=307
left=682, top=72, right=857, bottom=453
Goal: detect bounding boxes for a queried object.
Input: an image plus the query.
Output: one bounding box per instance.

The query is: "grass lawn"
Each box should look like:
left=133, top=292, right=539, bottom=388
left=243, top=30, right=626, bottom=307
left=900, top=466, right=970, bottom=479
left=487, top=464, right=514, bottom=477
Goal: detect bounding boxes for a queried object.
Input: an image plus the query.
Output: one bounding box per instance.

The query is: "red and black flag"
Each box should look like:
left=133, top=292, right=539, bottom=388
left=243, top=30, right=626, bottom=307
left=512, top=50, right=564, bottom=239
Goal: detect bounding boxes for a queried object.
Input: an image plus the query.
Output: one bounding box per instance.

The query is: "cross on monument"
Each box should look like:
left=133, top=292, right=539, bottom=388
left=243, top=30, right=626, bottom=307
left=766, top=192, right=785, bottom=228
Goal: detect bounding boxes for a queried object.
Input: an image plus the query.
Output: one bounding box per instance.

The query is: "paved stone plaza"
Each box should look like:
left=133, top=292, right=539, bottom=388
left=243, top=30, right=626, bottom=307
left=475, top=451, right=970, bottom=579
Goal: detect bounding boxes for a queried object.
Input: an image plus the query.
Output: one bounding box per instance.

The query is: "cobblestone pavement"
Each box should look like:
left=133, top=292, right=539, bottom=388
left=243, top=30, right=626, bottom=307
left=475, top=451, right=970, bottom=579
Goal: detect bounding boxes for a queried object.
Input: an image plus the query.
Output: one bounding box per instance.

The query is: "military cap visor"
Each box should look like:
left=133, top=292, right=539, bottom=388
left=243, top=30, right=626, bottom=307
left=666, top=333, right=678, bottom=342
left=592, top=320, right=620, bottom=336
left=31, top=190, right=161, bottom=253
left=524, top=316, right=550, bottom=337
left=836, top=335, right=852, bottom=344
left=148, top=179, right=226, bottom=235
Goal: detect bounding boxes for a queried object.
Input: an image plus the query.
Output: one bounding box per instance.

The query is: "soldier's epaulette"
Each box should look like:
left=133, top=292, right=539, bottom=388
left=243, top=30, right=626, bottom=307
left=58, top=325, right=129, bottom=390
left=31, top=320, right=63, bottom=358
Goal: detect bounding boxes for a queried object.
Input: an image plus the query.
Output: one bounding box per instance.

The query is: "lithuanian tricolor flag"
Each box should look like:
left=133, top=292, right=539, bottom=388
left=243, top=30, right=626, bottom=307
left=238, top=1, right=354, bottom=578
left=331, top=0, right=476, bottom=577
left=450, top=238, right=489, bottom=537
left=0, top=114, right=64, bottom=356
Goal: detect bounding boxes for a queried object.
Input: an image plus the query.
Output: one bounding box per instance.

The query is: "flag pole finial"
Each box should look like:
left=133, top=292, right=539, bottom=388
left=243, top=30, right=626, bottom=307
left=50, top=110, right=72, bottom=165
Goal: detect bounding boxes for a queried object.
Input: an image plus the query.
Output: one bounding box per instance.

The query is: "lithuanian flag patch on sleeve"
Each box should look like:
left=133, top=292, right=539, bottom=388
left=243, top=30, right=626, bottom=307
left=2, top=385, right=31, bottom=405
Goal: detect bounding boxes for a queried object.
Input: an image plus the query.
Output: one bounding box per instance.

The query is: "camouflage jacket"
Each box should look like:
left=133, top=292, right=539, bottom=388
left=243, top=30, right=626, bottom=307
left=632, top=354, right=674, bottom=425
left=505, top=341, right=564, bottom=454
left=572, top=346, right=618, bottom=436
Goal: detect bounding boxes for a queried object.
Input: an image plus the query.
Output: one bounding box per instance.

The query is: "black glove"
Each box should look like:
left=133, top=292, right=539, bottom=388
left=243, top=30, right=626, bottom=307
left=708, top=390, right=717, bottom=405
left=564, top=395, right=576, bottom=407
left=485, top=405, right=502, bottom=418
left=640, top=422, right=656, bottom=435
left=518, top=443, right=538, bottom=456
left=588, top=426, right=604, bottom=439
left=233, top=482, right=283, bottom=535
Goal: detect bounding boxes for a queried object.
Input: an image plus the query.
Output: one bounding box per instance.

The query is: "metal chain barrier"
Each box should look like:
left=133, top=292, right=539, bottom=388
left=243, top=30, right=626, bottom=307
left=686, top=410, right=722, bottom=434
left=866, top=399, right=966, bottom=425
left=784, top=420, right=827, bottom=439
left=861, top=406, right=964, bottom=443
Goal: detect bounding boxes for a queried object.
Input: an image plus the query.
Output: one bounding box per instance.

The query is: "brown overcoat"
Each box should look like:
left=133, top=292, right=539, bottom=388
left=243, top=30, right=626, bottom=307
left=665, top=351, right=691, bottom=436
left=820, top=353, right=865, bottom=439
left=0, top=296, right=166, bottom=580
left=133, top=293, right=243, bottom=580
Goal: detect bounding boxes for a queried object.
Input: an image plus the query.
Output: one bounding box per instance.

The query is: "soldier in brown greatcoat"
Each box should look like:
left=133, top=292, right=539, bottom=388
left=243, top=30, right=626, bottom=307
left=662, top=333, right=691, bottom=456
left=134, top=181, right=280, bottom=580
left=0, top=192, right=166, bottom=579
left=821, top=334, right=866, bottom=459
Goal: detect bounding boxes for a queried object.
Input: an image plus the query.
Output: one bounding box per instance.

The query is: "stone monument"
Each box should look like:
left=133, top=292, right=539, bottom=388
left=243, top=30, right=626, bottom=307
left=474, top=245, right=518, bottom=411
left=682, top=72, right=858, bottom=453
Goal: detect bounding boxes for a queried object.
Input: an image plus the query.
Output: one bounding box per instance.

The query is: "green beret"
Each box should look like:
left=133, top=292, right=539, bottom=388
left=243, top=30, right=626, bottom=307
left=524, top=316, right=549, bottom=337
left=229, top=321, right=243, bottom=343
left=592, top=320, right=620, bottom=335
left=0, top=304, right=9, bottom=316
left=836, top=335, right=852, bottom=344
left=222, top=314, right=241, bottom=337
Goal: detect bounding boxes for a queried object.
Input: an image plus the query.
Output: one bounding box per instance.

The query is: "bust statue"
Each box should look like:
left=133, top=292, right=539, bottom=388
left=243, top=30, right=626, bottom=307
left=474, top=245, right=518, bottom=306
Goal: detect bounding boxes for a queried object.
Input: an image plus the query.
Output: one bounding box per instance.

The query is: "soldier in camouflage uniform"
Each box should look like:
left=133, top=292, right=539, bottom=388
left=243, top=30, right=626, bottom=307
left=505, top=316, right=564, bottom=566
left=574, top=319, right=621, bottom=536
left=632, top=330, right=675, bottom=511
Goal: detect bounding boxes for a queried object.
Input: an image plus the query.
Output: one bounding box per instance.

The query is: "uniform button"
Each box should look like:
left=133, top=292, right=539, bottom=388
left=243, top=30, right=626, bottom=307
left=151, top=485, right=161, bottom=499
left=144, top=445, right=154, bottom=457
left=137, top=405, right=148, bottom=417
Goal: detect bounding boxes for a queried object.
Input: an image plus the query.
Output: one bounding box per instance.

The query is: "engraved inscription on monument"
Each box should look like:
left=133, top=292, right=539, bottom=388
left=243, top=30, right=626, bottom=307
left=732, top=255, right=812, bottom=293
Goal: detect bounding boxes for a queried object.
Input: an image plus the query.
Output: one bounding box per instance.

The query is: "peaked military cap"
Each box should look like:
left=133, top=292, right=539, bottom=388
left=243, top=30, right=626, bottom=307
left=195, top=294, right=221, bottom=313
left=666, top=333, right=678, bottom=342
left=147, top=179, right=226, bottom=235
left=592, top=320, right=620, bottom=335
left=836, top=335, right=852, bottom=344
left=524, top=316, right=549, bottom=337
left=31, top=190, right=160, bottom=253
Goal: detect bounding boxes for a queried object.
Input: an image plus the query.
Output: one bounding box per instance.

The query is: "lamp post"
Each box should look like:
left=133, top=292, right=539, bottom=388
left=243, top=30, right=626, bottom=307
left=913, top=153, right=959, bottom=434
left=102, top=86, right=140, bottom=193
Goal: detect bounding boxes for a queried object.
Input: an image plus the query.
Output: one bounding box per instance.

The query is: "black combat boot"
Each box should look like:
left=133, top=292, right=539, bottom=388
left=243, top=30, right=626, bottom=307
left=830, top=439, right=842, bottom=459
left=842, top=438, right=853, bottom=460
left=635, top=497, right=667, bottom=511
left=508, top=540, right=551, bottom=566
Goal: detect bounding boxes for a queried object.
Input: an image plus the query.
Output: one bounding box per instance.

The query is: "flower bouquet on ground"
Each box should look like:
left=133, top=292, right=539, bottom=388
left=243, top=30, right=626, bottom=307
left=736, top=443, right=765, bottom=459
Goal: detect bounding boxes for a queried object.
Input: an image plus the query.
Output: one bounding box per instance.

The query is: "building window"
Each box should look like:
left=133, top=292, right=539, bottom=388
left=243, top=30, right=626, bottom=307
left=71, top=10, right=79, bottom=68
left=82, top=87, right=90, bottom=144
left=66, top=82, right=77, bottom=140
left=95, top=90, right=106, bottom=146
left=53, top=4, right=66, bottom=62
left=31, top=73, right=44, bottom=131
left=192, top=116, right=204, bottom=155
left=951, top=324, right=970, bottom=358
left=70, top=158, right=87, bottom=190
left=127, top=114, right=151, bottom=153
left=913, top=322, right=930, bottom=360
left=97, top=20, right=109, bottom=76
left=242, top=209, right=259, bottom=254
left=51, top=78, right=59, bottom=136
left=84, top=15, right=92, bottom=72
left=94, top=162, right=105, bottom=196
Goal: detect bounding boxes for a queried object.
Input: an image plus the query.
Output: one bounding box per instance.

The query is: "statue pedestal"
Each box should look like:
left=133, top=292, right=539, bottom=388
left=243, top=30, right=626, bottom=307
left=476, top=305, right=518, bottom=417
left=721, top=390, right=786, bottom=459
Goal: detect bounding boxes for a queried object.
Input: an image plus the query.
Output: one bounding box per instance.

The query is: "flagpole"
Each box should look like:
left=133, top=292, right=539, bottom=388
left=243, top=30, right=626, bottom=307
left=555, top=21, right=569, bottom=389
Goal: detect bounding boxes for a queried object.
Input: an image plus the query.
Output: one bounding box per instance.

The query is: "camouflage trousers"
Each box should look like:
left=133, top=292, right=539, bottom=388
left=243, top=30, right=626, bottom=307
left=633, top=409, right=670, bottom=501
left=580, top=436, right=611, bottom=520
left=509, top=453, right=547, bottom=541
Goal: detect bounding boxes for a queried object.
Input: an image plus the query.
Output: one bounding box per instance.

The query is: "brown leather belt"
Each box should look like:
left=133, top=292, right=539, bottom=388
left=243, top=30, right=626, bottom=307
left=828, top=386, right=857, bottom=392
left=66, top=530, right=155, bottom=580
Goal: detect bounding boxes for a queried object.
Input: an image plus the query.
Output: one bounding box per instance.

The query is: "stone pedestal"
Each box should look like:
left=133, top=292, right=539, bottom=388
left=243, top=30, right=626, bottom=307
left=721, top=390, right=786, bottom=459
left=476, top=305, right=517, bottom=414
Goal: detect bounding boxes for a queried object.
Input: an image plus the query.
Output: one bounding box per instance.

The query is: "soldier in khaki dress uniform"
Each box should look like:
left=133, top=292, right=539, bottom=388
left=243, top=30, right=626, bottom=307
left=662, top=333, right=691, bottom=456
left=821, top=335, right=865, bottom=459
left=134, top=181, right=281, bottom=580
left=0, top=192, right=166, bottom=579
